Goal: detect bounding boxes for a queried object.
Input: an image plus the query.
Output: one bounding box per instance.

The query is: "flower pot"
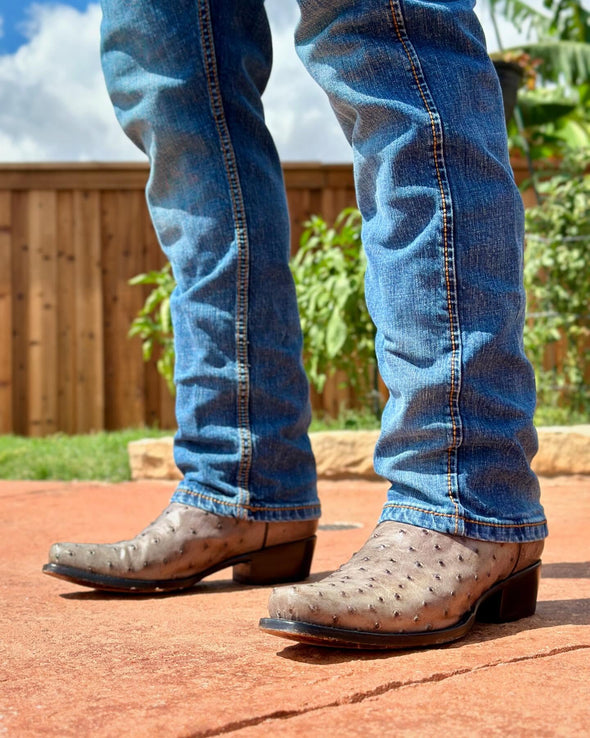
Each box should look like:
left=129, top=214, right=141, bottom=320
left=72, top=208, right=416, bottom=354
left=493, top=60, right=523, bottom=124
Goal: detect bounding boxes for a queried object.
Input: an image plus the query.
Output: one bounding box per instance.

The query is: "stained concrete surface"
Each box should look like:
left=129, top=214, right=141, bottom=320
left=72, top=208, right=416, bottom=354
left=1, top=475, right=589, bottom=737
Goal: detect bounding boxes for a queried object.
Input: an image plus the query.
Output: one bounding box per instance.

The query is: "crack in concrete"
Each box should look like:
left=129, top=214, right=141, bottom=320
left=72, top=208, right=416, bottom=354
left=186, top=644, right=590, bottom=737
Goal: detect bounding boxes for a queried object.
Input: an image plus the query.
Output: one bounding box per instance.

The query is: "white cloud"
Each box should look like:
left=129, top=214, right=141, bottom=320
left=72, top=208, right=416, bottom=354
left=264, top=0, right=351, bottom=162
left=0, top=1, right=350, bottom=162
left=0, top=3, right=142, bottom=161
left=475, top=2, right=530, bottom=51
left=0, top=1, right=526, bottom=163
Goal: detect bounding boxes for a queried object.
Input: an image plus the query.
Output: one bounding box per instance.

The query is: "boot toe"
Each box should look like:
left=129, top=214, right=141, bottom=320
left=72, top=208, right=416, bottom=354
left=48, top=542, right=79, bottom=565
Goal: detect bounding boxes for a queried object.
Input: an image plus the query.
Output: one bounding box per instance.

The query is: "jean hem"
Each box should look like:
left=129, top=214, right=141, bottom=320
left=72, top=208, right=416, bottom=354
left=171, top=486, right=321, bottom=522
left=379, top=503, right=548, bottom=543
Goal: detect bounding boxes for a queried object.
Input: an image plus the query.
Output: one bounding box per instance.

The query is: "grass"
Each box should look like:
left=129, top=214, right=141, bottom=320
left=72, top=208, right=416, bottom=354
left=309, top=405, right=589, bottom=430
left=0, top=404, right=586, bottom=482
left=533, top=405, right=589, bottom=427
left=0, top=428, right=173, bottom=483
left=309, top=407, right=381, bottom=432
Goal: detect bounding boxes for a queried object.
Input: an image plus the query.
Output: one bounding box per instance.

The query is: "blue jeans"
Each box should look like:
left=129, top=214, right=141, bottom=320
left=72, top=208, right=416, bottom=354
left=100, top=0, right=547, bottom=542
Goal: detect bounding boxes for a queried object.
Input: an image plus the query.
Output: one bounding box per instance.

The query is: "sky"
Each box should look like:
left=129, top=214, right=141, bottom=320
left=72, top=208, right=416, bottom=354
left=0, top=0, right=528, bottom=162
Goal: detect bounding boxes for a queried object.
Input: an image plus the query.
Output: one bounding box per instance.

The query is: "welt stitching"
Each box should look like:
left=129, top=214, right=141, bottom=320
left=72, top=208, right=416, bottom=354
left=383, top=502, right=547, bottom=529
left=388, top=0, right=462, bottom=532
left=197, top=0, right=252, bottom=508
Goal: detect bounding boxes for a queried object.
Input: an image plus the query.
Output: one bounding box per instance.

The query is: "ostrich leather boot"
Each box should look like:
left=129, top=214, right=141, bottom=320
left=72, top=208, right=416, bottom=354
left=43, top=503, right=318, bottom=592
left=260, top=521, right=543, bottom=649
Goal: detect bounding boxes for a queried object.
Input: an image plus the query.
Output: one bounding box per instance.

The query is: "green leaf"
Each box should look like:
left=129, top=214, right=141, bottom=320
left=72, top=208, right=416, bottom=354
left=515, top=40, right=590, bottom=86
left=325, top=311, right=348, bottom=357
left=517, top=91, right=578, bottom=126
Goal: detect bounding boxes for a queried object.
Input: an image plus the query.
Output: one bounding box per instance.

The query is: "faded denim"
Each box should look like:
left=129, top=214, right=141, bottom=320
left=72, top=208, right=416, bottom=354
left=100, top=0, right=547, bottom=541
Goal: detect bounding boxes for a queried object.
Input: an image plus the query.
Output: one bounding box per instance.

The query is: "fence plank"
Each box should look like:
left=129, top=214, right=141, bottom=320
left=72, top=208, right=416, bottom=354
left=26, top=191, right=59, bottom=436
left=101, top=190, right=148, bottom=430
left=0, top=163, right=149, bottom=191
left=139, top=203, right=177, bottom=430
left=10, top=193, right=30, bottom=435
left=56, top=191, right=78, bottom=434
left=73, top=191, right=104, bottom=432
left=0, top=193, right=12, bottom=433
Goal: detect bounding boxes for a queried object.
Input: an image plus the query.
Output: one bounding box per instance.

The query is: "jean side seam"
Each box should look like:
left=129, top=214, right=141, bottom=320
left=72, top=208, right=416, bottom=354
left=388, top=0, right=464, bottom=533
left=197, top=0, right=252, bottom=513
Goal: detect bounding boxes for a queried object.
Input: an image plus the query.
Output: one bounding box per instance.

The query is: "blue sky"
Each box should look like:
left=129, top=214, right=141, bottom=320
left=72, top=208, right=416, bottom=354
left=0, top=0, right=526, bottom=162
left=0, top=0, right=90, bottom=53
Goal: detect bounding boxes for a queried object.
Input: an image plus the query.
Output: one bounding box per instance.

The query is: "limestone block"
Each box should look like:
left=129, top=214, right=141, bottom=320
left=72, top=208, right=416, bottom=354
left=533, top=426, right=590, bottom=476
left=310, top=430, right=381, bottom=480
left=128, top=437, right=181, bottom=481
left=128, top=426, right=590, bottom=480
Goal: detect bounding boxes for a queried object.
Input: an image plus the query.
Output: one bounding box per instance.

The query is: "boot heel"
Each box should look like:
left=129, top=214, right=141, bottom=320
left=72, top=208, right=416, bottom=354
left=233, top=536, right=317, bottom=585
left=477, top=562, right=541, bottom=623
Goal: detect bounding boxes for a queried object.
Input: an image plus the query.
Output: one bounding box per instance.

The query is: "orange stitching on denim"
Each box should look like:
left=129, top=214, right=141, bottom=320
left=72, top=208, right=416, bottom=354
left=388, top=0, right=461, bottom=531
left=383, top=502, right=547, bottom=529
left=197, top=1, right=252, bottom=503
left=176, top=487, right=320, bottom=513
left=463, top=517, right=547, bottom=529
left=383, top=503, right=455, bottom=519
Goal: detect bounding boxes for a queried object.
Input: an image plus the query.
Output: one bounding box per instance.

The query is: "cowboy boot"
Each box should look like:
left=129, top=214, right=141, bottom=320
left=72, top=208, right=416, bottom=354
left=43, top=503, right=317, bottom=592
left=261, top=521, right=543, bottom=649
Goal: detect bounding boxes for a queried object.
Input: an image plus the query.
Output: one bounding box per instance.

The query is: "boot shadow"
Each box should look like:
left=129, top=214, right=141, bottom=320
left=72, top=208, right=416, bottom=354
left=58, top=569, right=334, bottom=600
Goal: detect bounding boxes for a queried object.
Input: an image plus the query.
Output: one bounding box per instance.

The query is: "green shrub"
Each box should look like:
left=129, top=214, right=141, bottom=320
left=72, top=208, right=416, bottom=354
left=128, top=263, right=176, bottom=395
left=129, top=180, right=590, bottom=425
left=524, top=150, right=590, bottom=418
left=291, top=208, right=379, bottom=414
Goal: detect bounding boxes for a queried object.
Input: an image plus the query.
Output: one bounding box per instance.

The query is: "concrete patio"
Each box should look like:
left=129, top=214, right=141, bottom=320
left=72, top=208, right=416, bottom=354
left=1, top=474, right=589, bottom=736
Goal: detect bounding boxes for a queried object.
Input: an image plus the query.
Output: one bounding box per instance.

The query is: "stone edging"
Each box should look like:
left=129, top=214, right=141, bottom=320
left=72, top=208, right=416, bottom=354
left=128, top=426, right=590, bottom=481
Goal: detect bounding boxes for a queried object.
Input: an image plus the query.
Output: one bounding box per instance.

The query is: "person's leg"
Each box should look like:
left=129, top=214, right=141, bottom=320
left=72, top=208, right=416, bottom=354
left=43, top=0, right=320, bottom=592
left=262, top=0, right=547, bottom=648
left=101, top=0, right=318, bottom=521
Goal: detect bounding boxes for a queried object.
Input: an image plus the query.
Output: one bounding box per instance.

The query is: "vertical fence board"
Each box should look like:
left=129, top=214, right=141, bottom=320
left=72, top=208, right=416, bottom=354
left=0, top=193, right=12, bottom=433
left=101, top=190, right=147, bottom=430
left=10, top=192, right=30, bottom=435
left=286, top=189, right=311, bottom=256
left=140, top=202, right=164, bottom=428
left=140, top=203, right=177, bottom=429
left=73, top=191, right=104, bottom=432
left=27, top=191, right=59, bottom=436
left=56, top=191, right=78, bottom=434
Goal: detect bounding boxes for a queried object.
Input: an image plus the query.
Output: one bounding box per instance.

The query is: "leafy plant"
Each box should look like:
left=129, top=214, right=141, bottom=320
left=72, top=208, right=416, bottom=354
left=128, top=263, right=176, bottom=394
left=290, top=208, right=379, bottom=414
left=524, top=150, right=590, bottom=418
left=488, top=0, right=590, bottom=159
left=490, top=0, right=590, bottom=47
left=128, top=211, right=379, bottom=414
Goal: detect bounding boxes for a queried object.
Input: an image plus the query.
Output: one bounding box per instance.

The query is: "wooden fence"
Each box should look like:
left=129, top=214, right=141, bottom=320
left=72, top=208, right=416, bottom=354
left=0, top=163, right=358, bottom=436
left=0, top=160, right=539, bottom=436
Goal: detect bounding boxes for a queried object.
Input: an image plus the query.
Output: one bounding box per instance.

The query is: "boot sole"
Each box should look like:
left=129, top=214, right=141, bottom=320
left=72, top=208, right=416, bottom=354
left=42, top=535, right=317, bottom=592
left=259, top=560, right=541, bottom=649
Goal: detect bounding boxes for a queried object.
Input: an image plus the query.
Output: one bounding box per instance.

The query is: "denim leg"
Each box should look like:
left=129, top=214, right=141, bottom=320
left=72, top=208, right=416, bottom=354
left=296, top=0, right=547, bottom=541
left=100, top=0, right=319, bottom=521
